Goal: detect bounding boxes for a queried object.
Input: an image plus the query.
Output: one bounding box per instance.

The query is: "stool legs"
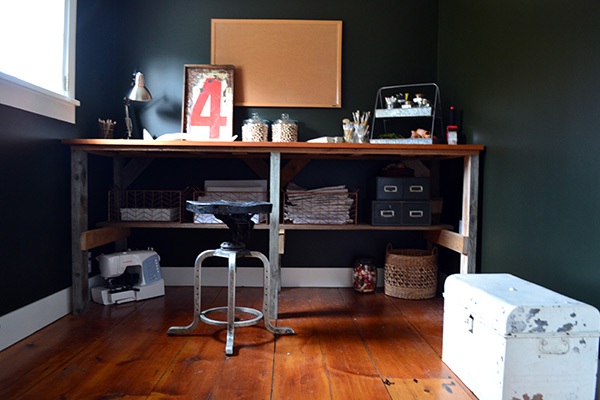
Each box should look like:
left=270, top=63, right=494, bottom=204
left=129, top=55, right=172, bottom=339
left=226, top=252, right=236, bottom=355
left=168, top=249, right=294, bottom=355
left=167, top=250, right=215, bottom=336
left=250, top=251, right=294, bottom=336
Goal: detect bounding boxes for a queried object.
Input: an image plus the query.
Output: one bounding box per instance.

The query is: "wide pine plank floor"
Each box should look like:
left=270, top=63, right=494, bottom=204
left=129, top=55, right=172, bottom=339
left=0, top=287, right=477, bottom=400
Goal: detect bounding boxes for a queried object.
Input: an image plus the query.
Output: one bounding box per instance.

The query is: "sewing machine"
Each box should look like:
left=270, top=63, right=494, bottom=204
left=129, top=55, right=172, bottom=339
left=91, top=249, right=165, bottom=305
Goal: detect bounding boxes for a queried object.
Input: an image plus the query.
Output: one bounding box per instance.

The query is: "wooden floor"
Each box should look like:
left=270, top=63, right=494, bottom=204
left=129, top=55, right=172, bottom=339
left=0, top=287, right=477, bottom=400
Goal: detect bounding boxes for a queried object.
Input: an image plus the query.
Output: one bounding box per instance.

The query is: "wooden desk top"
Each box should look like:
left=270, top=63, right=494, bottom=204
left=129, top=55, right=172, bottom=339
left=62, top=139, right=484, bottom=159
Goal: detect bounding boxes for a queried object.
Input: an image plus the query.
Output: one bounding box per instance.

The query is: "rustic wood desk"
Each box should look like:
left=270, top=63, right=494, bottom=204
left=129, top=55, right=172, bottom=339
left=63, top=139, right=484, bottom=315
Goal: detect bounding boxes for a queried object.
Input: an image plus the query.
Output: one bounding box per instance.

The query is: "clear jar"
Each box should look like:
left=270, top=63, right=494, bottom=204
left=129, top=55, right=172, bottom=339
left=242, top=113, right=269, bottom=142
left=271, top=113, right=298, bottom=142
left=353, top=258, right=376, bottom=293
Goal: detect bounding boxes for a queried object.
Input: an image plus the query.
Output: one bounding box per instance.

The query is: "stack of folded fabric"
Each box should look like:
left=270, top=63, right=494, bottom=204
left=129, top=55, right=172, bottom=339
left=194, top=180, right=268, bottom=224
left=284, top=183, right=354, bottom=224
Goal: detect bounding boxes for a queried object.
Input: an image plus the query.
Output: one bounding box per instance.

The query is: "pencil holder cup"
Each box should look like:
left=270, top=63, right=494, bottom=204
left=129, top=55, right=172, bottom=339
left=98, top=119, right=116, bottom=139
left=99, top=126, right=114, bottom=139
left=354, top=123, right=369, bottom=143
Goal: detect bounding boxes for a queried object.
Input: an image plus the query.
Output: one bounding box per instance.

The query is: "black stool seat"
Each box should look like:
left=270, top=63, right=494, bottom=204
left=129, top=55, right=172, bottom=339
left=186, top=200, right=272, bottom=216
left=187, top=200, right=272, bottom=251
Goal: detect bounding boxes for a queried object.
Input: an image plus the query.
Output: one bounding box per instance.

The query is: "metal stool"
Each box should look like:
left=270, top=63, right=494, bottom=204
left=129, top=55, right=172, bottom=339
left=167, top=200, right=294, bottom=355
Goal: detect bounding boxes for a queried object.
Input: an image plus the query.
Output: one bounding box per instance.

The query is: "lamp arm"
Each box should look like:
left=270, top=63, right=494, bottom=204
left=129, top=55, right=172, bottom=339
left=124, top=97, right=133, bottom=139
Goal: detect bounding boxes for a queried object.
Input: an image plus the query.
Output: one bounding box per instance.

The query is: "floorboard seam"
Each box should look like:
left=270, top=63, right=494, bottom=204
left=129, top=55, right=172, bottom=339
left=270, top=323, right=278, bottom=400
left=386, top=297, right=442, bottom=359
left=338, top=289, right=394, bottom=400
left=316, top=328, right=334, bottom=400
left=147, top=336, right=191, bottom=399
left=15, top=302, right=146, bottom=400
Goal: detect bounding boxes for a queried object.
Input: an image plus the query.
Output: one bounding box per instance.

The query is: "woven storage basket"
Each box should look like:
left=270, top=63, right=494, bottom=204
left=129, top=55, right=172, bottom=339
left=384, top=244, right=438, bottom=299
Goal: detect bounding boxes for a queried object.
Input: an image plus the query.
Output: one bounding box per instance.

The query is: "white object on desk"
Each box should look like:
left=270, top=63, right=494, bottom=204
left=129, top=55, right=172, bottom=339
left=307, top=136, right=344, bottom=143
left=150, top=131, right=238, bottom=141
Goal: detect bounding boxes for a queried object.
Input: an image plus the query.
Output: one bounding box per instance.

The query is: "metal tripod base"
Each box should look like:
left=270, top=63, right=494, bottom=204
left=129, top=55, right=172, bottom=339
left=167, top=247, right=294, bottom=355
left=200, top=306, right=263, bottom=327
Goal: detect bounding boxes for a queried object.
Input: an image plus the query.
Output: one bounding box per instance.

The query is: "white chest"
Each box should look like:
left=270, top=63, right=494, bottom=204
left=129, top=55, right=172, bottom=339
left=442, top=273, right=600, bottom=400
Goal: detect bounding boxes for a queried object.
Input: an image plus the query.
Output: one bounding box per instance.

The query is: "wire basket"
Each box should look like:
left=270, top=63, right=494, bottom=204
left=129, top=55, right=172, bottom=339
left=384, top=244, right=438, bottom=299
left=192, top=190, right=269, bottom=224
left=108, top=189, right=187, bottom=222
left=283, top=189, right=358, bottom=225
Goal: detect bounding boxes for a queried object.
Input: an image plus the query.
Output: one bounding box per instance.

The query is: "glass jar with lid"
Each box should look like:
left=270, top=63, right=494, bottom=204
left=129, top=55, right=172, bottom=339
left=271, top=113, right=298, bottom=142
left=242, top=113, right=269, bottom=142
left=353, top=258, right=376, bottom=293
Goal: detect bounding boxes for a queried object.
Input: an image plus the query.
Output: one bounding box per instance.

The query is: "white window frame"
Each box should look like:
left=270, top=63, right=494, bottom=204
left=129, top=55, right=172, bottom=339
left=0, top=0, right=79, bottom=124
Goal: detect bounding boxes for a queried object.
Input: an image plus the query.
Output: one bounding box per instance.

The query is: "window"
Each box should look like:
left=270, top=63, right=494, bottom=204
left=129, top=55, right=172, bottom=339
left=0, top=0, right=79, bottom=124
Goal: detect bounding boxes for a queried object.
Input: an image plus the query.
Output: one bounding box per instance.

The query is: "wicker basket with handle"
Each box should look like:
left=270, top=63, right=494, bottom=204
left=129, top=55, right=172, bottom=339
left=384, top=244, right=438, bottom=299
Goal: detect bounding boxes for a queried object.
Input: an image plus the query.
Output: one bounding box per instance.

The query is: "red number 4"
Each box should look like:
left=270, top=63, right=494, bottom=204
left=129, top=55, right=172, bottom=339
left=190, top=78, right=228, bottom=139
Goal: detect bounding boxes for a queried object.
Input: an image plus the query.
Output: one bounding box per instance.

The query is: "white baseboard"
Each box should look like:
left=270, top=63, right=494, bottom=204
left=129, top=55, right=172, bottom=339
left=0, top=275, right=103, bottom=352
left=0, top=289, right=71, bottom=352
left=162, top=267, right=385, bottom=288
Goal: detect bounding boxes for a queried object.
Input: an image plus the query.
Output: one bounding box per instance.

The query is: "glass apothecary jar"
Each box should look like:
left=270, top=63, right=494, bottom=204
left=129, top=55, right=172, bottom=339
left=271, top=113, right=298, bottom=142
left=242, top=113, right=269, bottom=142
left=353, top=258, right=376, bottom=293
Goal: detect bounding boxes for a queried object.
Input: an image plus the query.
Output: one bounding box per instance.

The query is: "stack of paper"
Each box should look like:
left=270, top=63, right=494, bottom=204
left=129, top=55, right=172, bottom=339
left=284, top=183, right=355, bottom=225
left=194, top=180, right=268, bottom=224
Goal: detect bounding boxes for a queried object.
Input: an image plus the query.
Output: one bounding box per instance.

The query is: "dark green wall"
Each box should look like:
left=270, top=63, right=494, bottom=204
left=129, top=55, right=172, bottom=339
left=76, top=0, right=442, bottom=270
left=0, top=104, right=75, bottom=316
left=4, top=0, right=599, bottom=317
left=87, top=0, right=439, bottom=140
left=438, top=1, right=600, bottom=306
left=1, top=0, right=439, bottom=315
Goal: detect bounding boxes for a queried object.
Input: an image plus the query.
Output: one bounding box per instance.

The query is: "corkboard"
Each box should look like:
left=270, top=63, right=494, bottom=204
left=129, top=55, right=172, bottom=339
left=211, top=19, right=342, bottom=108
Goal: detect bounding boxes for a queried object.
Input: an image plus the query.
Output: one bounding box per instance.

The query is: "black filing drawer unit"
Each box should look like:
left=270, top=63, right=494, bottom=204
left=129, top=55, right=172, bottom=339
left=375, top=177, right=430, bottom=200
left=372, top=201, right=402, bottom=225
left=371, top=201, right=432, bottom=226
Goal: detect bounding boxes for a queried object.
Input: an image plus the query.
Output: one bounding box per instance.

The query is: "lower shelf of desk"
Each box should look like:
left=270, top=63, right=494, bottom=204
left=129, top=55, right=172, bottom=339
left=98, top=221, right=453, bottom=231
left=95, top=222, right=465, bottom=255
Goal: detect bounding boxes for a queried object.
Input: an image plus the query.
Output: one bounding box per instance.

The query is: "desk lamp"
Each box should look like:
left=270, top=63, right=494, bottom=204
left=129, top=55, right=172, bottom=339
left=124, top=71, right=152, bottom=139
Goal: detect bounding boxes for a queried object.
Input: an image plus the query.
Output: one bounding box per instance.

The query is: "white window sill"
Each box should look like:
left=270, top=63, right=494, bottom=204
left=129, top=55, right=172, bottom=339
left=0, top=72, right=80, bottom=124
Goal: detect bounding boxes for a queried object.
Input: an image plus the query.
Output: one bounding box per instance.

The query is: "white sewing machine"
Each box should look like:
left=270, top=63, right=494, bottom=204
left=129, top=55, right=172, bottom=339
left=91, top=249, right=165, bottom=305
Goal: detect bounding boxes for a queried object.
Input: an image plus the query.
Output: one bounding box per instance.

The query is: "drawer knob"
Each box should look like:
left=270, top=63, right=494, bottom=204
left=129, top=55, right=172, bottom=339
left=409, top=210, right=424, bottom=218
left=380, top=210, right=395, bottom=218
left=383, top=185, right=398, bottom=193
left=409, top=185, right=424, bottom=193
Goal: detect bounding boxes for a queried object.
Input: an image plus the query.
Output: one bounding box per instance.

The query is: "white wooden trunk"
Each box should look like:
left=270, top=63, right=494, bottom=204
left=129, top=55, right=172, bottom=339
left=442, top=273, right=600, bottom=400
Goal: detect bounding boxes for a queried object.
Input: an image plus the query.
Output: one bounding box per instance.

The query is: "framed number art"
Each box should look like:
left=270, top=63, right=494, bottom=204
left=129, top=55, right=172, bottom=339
left=182, top=64, right=234, bottom=140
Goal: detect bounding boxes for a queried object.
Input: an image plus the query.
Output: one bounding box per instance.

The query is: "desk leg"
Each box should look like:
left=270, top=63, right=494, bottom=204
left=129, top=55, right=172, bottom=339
left=460, top=154, right=479, bottom=274
left=268, top=152, right=281, bottom=319
left=112, top=158, right=128, bottom=251
left=71, top=149, right=89, bottom=315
